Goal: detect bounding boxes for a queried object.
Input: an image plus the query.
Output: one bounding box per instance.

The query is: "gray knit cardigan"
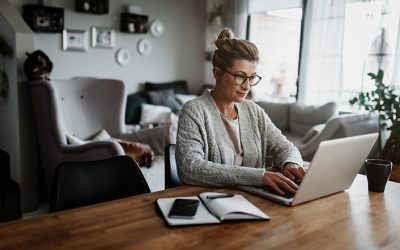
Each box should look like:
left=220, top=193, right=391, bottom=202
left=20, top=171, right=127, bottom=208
left=176, top=91, right=303, bottom=187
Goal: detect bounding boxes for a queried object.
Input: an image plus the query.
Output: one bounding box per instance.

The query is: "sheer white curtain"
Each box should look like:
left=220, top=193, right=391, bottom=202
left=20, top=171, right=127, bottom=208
left=298, top=0, right=346, bottom=105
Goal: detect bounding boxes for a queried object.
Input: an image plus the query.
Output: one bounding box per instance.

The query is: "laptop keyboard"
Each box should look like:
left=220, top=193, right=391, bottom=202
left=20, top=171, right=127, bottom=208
left=262, top=179, right=302, bottom=199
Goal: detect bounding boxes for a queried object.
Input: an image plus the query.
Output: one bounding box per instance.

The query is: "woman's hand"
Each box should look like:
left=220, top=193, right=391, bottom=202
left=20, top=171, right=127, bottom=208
left=282, top=163, right=307, bottom=181
left=262, top=171, right=298, bottom=196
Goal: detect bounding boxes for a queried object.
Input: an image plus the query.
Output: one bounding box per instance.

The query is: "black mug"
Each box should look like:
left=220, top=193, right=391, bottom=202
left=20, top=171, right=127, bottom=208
left=365, top=159, right=392, bottom=192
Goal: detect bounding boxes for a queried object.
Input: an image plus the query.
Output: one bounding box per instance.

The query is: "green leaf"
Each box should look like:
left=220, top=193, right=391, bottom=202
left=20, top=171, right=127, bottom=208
left=349, top=97, right=358, bottom=105
left=368, top=72, right=376, bottom=79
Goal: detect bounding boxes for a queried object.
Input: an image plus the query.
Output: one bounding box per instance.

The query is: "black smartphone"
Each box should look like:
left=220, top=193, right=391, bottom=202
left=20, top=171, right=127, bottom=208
left=168, top=199, right=199, bottom=219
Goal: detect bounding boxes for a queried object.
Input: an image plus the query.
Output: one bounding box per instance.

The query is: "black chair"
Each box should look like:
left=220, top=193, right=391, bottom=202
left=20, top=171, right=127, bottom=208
left=49, top=156, right=150, bottom=212
left=164, top=144, right=182, bottom=189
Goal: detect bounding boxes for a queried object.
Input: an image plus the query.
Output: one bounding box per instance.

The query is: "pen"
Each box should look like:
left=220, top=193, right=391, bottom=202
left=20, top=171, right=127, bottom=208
left=206, top=194, right=235, bottom=199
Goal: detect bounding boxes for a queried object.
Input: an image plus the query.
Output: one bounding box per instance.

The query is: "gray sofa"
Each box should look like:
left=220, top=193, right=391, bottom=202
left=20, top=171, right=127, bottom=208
left=256, top=101, right=379, bottom=161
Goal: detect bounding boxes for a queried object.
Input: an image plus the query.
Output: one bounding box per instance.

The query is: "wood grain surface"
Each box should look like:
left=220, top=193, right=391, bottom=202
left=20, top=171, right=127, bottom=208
left=0, top=175, right=399, bottom=250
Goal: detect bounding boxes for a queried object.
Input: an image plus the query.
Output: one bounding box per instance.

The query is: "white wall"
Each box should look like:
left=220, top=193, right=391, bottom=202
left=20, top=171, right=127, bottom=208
left=11, top=0, right=206, bottom=94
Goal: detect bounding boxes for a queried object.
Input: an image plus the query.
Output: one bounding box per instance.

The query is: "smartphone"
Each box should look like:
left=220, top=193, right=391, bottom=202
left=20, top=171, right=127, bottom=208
left=168, top=199, right=199, bottom=219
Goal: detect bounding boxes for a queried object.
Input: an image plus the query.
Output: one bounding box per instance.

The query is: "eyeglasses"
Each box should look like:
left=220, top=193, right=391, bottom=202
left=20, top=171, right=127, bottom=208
left=222, top=69, right=262, bottom=87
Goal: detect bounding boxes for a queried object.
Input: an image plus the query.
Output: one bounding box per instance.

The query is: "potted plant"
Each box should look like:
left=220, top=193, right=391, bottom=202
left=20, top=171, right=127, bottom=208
left=349, top=69, right=400, bottom=164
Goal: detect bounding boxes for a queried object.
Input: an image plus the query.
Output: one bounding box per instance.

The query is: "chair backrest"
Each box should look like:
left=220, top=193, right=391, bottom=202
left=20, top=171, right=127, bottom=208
left=164, top=144, right=181, bottom=189
left=52, top=77, right=126, bottom=139
left=49, top=156, right=150, bottom=212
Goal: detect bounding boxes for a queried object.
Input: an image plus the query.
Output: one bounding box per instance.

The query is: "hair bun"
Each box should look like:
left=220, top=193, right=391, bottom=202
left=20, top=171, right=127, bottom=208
left=214, top=28, right=235, bottom=49
left=218, top=28, right=235, bottom=40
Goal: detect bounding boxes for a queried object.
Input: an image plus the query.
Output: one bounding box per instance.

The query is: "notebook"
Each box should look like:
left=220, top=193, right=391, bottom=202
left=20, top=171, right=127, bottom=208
left=156, top=192, right=270, bottom=227
left=239, top=133, right=379, bottom=206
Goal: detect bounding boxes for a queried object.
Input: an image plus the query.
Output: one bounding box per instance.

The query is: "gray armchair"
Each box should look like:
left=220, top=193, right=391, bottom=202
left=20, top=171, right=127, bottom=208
left=30, top=77, right=126, bottom=195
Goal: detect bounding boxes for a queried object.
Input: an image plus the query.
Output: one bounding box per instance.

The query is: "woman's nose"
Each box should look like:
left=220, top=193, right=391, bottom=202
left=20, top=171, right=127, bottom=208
left=241, top=78, right=251, bottom=89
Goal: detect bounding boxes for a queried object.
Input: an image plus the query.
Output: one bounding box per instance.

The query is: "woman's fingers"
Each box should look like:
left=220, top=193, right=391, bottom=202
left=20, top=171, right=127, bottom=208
left=263, top=171, right=298, bottom=195
left=283, top=164, right=307, bottom=180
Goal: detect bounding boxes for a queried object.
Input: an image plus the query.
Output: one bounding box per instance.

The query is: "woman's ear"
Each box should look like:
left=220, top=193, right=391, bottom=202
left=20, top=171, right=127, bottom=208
left=212, top=66, right=222, bottom=80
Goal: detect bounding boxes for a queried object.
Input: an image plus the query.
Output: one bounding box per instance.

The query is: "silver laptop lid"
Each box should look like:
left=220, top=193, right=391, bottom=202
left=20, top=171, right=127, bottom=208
left=291, top=133, right=378, bottom=205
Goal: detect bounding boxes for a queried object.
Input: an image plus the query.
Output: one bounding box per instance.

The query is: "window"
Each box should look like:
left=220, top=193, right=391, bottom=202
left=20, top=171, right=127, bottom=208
left=296, top=0, right=400, bottom=107
left=248, top=8, right=303, bottom=102
left=342, top=0, right=400, bottom=107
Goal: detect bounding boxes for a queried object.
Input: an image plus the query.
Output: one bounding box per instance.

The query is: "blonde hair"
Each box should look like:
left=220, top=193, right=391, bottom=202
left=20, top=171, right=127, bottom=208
left=212, top=28, right=259, bottom=69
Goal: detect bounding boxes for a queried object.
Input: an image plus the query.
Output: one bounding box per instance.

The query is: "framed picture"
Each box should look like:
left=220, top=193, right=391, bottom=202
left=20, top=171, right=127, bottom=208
left=91, top=27, right=115, bottom=49
left=62, top=29, right=87, bottom=52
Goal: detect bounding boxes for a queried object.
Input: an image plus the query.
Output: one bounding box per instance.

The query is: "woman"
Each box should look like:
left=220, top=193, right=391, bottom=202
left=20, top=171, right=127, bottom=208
left=176, top=28, right=306, bottom=195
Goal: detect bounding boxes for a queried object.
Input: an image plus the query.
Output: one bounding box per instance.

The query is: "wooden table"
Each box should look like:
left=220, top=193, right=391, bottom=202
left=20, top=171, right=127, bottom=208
left=0, top=175, right=399, bottom=249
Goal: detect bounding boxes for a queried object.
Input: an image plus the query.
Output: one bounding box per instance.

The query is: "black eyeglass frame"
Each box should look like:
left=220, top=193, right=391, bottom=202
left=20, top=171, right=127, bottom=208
left=221, top=68, right=262, bottom=86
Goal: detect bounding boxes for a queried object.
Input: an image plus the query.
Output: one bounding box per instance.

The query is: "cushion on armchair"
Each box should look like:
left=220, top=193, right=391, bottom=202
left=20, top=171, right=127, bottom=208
left=66, top=129, right=113, bottom=145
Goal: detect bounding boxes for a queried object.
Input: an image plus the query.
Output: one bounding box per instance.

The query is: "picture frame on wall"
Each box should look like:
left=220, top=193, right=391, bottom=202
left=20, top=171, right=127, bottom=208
left=62, top=29, right=87, bottom=52
left=91, top=26, right=115, bottom=49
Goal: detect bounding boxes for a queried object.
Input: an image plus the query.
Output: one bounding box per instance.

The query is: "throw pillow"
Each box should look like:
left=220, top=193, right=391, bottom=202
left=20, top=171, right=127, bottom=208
left=302, top=124, right=326, bottom=143
left=256, top=101, right=291, bottom=131
left=145, top=80, right=188, bottom=95
left=66, top=134, right=87, bottom=145
left=67, top=129, right=113, bottom=146
left=175, top=94, right=197, bottom=105
left=125, top=91, right=150, bottom=124
left=92, top=129, right=112, bottom=141
left=290, top=102, right=337, bottom=136
left=146, top=89, right=182, bottom=112
left=139, top=104, right=172, bottom=125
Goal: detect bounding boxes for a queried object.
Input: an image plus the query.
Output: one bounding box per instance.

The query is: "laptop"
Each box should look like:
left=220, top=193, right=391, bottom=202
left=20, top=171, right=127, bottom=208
left=239, top=133, right=378, bottom=206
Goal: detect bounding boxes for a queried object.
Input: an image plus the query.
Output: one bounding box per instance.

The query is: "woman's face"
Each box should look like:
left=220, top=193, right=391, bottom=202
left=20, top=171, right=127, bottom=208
left=213, top=59, right=257, bottom=103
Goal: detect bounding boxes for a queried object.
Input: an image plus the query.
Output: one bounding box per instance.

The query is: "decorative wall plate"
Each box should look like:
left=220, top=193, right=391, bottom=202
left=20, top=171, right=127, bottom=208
left=116, top=48, right=132, bottom=66
left=137, top=38, right=152, bottom=56
left=150, top=20, right=165, bottom=37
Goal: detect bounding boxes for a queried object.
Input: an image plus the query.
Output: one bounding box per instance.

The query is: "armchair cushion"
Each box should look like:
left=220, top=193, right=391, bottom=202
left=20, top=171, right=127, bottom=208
left=67, top=129, right=113, bottom=145
left=290, top=102, right=337, bottom=135
left=92, top=129, right=112, bottom=141
left=66, top=134, right=87, bottom=145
